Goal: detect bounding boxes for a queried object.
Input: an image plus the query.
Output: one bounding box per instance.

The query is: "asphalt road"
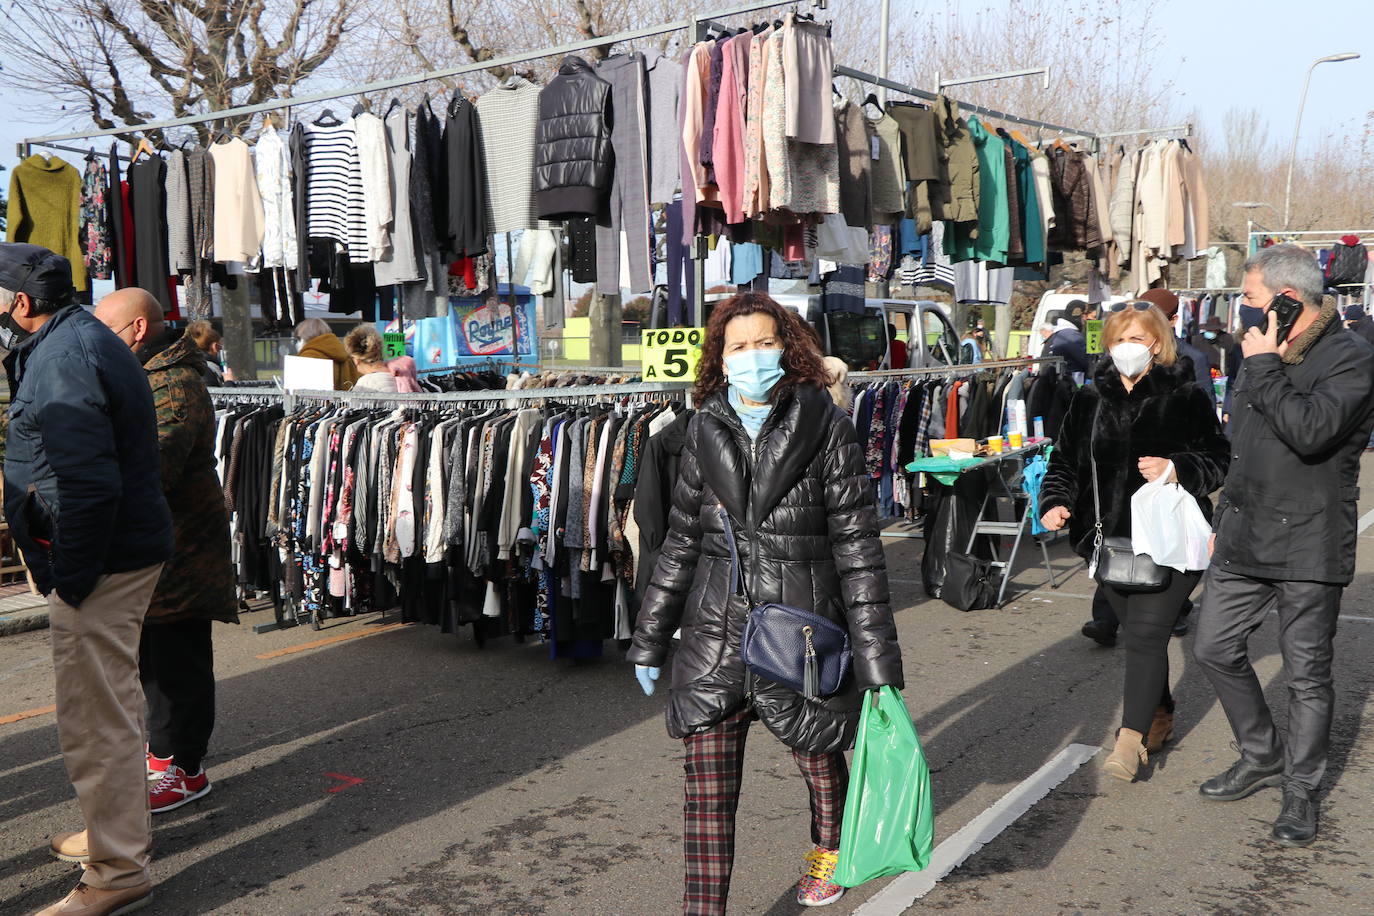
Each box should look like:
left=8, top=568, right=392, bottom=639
left=3, top=462, right=1374, bottom=916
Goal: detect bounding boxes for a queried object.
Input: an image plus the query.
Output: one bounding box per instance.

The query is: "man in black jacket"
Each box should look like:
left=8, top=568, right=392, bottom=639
left=0, top=243, right=173, bottom=916
left=1193, top=244, right=1374, bottom=848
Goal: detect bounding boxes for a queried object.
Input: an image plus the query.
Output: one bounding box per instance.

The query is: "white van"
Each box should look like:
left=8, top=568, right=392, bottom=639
left=759, top=294, right=964, bottom=369
left=1023, top=292, right=1130, bottom=358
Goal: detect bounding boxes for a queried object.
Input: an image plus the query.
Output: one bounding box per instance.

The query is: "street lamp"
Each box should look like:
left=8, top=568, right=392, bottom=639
left=1283, top=52, right=1360, bottom=229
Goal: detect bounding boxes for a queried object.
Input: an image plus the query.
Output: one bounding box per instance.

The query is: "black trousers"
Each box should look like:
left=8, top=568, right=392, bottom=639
left=1103, top=571, right=1200, bottom=734
left=139, top=618, right=216, bottom=774
left=1193, top=567, right=1342, bottom=792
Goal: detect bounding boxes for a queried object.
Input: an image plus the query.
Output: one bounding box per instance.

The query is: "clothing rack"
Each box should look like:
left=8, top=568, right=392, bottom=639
left=17, top=0, right=800, bottom=157
left=849, top=355, right=1063, bottom=381
left=211, top=381, right=691, bottom=414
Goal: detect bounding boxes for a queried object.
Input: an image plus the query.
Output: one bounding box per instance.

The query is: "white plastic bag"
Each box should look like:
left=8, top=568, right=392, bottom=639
left=1130, top=461, right=1213, bottom=572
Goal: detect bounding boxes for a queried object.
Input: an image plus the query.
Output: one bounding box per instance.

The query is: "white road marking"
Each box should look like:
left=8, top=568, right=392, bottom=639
left=853, top=743, right=1100, bottom=914
left=1360, top=507, right=1374, bottom=533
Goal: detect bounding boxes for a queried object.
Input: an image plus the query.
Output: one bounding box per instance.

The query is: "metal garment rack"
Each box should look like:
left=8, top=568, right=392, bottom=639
left=17, top=0, right=802, bottom=157
left=211, top=381, right=690, bottom=413
left=849, top=355, right=1063, bottom=382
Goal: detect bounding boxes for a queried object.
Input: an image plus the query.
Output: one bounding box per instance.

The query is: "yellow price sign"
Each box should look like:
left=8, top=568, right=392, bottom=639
left=1085, top=319, right=1103, bottom=355
left=641, top=327, right=704, bottom=381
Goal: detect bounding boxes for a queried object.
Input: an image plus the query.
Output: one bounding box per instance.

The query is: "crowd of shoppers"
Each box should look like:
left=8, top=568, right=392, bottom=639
left=2, top=238, right=1371, bottom=914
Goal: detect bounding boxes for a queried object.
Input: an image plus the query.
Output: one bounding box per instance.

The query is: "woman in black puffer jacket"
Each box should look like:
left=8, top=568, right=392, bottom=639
left=1039, top=302, right=1229, bottom=783
left=629, top=293, right=903, bottom=914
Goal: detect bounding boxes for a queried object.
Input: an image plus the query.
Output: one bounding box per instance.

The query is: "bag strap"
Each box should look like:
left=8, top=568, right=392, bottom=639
left=1088, top=399, right=1105, bottom=563
left=717, top=506, right=755, bottom=606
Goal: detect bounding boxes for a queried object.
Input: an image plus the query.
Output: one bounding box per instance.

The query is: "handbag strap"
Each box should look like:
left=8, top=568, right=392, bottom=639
left=1088, top=399, right=1105, bottom=556
left=717, top=506, right=755, bottom=606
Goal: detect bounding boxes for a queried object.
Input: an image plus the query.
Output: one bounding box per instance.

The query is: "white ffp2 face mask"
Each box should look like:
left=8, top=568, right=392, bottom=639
left=1109, top=342, right=1152, bottom=378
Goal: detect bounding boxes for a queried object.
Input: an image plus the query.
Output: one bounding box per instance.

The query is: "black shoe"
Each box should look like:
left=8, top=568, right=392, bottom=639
left=1081, top=620, right=1117, bottom=647
left=1199, top=754, right=1285, bottom=801
left=1272, top=787, right=1318, bottom=846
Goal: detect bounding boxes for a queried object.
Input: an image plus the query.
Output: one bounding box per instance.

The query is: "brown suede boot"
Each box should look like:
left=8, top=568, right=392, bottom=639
left=1103, top=728, right=1148, bottom=782
left=1145, top=707, right=1175, bottom=754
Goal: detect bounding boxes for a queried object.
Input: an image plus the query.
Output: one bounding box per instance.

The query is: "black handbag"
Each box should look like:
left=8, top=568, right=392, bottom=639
left=1087, top=402, right=1171, bottom=593
left=718, top=507, right=853, bottom=698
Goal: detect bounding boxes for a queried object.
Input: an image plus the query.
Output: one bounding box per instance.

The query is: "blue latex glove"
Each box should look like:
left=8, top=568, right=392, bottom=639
left=635, top=665, right=661, bottom=696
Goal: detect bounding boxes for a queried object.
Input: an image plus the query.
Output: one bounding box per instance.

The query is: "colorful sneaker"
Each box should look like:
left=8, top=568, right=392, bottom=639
left=797, top=846, right=845, bottom=907
left=149, top=766, right=211, bottom=814
left=147, top=748, right=174, bottom=782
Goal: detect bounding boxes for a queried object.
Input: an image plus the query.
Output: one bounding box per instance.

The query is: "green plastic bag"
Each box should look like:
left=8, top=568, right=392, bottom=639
left=834, top=686, right=934, bottom=887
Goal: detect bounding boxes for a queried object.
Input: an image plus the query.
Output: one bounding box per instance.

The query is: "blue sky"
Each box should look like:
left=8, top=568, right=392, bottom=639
left=2, top=0, right=1369, bottom=170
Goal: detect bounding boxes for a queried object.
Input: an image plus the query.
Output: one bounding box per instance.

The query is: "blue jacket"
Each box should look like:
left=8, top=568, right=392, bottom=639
left=3, top=305, right=173, bottom=606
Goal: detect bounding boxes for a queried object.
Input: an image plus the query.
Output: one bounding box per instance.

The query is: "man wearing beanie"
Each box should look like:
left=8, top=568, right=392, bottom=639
left=1138, top=287, right=1215, bottom=402
left=0, top=242, right=173, bottom=916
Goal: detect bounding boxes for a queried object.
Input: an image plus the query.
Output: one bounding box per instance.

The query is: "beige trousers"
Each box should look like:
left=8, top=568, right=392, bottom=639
left=48, top=563, right=164, bottom=890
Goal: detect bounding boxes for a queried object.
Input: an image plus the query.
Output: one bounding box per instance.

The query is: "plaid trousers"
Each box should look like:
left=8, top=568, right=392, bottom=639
left=682, top=707, right=848, bottom=916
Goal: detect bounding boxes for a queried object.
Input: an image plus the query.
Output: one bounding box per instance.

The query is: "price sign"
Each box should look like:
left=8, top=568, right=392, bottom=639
left=383, top=331, right=407, bottom=359
left=1085, top=319, right=1103, bottom=355
left=640, top=327, right=704, bottom=381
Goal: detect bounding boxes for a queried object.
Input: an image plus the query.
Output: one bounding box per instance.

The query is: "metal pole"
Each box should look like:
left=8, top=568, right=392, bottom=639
left=1282, top=62, right=1317, bottom=231
left=877, top=0, right=890, bottom=106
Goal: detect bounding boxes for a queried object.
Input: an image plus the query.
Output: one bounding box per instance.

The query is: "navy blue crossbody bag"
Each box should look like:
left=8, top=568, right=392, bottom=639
left=718, top=507, right=852, bottom=698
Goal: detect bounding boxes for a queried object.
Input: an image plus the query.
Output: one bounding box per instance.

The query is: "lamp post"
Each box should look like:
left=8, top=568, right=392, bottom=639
left=1283, top=52, right=1360, bottom=229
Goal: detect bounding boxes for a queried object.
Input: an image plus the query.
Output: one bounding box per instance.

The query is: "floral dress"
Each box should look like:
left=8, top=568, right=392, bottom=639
left=80, top=157, right=113, bottom=279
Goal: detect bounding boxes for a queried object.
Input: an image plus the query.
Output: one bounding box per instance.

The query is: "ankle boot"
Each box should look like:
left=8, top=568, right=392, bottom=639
left=1103, top=728, right=1148, bottom=782
left=1145, top=707, right=1175, bottom=753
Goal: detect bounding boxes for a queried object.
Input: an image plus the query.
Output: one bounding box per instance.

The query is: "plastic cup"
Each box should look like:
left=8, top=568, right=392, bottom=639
left=1009, top=431, right=1024, bottom=449
left=988, top=435, right=1004, bottom=453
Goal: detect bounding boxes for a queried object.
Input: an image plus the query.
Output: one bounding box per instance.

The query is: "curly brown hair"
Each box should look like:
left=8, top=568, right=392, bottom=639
left=694, top=292, right=828, bottom=403
left=343, top=324, right=384, bottom=363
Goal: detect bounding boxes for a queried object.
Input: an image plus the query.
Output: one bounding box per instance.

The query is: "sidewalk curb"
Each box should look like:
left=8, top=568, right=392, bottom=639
left=0, top=604, right=50, bottom=638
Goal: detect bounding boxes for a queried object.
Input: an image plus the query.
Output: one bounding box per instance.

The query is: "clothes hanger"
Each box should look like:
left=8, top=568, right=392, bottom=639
left=132, top=136, right=156, bottom=162
left=385, top=97, right=403, bottom=116
left=351, top=100, right=368, bottom=117
left=313, top=108, right=343, bottom=127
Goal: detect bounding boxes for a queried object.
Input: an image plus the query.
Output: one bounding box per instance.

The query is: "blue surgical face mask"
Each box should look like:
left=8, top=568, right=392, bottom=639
left=724, top=347, right=784, bottom=402
left=1203, top=331, right=1217, bottom=340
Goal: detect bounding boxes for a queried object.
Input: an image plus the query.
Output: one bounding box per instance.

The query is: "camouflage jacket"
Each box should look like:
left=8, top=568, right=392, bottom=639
left=144, top=335, right=238, bottom=625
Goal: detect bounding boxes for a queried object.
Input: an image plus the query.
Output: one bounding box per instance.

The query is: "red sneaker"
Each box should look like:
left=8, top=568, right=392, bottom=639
left=147, top=747, right=174, bottom=781
left=149, top=766, right=212, bottom=814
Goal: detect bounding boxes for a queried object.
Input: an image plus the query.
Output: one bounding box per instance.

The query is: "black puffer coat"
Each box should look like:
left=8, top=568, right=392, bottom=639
left=629, top=384, right=904, bottom=755
left=533, top=57, right=613, bottom=220
left=1215, top=304, right=1374, bottom=584
left=1039, top=357, right=1230, bottom=560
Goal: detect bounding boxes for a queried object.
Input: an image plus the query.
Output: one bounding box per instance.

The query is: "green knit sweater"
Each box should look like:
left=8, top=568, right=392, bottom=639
left=6, top=155, right=87, bottom=291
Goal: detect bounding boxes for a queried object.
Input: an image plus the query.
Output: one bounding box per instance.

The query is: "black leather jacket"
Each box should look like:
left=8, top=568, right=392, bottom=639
left=533, top=57, right=614, bottom=219
left=629, top=384, right=903, bottom=755
left=1214, top=305, right=1374, bottom=584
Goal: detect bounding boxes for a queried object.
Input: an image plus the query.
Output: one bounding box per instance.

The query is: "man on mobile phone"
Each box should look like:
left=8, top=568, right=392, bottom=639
left=1193, top=244, right=1374, bottom=847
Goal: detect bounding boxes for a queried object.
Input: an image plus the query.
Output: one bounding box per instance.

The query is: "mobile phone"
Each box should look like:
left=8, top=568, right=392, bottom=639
left=1270, top=293, right=1304, bottom=344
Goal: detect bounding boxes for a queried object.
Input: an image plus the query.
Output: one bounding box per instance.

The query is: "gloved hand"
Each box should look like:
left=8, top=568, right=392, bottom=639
left=635, top=665, right=661, bottom=696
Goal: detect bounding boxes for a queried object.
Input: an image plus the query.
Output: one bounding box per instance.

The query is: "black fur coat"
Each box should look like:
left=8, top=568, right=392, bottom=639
left=1039, top=358, right=1230, bottom=559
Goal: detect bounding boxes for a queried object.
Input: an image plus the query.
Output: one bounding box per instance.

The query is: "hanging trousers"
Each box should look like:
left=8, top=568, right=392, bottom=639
left=140, top=618, right=216, bottom=775
left=596, top=53, right=653, bottom=296
left=665, top=200, right=694, bottom=326
left=682, top=706, right=847, bottom=916
left=49, top=564, right=164, bottom=890
left=1193, top=566, right=1343, bottom=792
left=1101, top=570, right=1200, bottom=734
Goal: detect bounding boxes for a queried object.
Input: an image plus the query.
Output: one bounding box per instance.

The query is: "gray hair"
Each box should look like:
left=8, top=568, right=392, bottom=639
left=294, top=317, right=333, bottom=341
left=0, top=285, right=68, bottom=316
left=1243, top=244, right=1324, bottom=308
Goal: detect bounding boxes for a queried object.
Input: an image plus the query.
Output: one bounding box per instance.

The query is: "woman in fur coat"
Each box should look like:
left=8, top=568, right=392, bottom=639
left=1039, top=302, right=1230, bottom=781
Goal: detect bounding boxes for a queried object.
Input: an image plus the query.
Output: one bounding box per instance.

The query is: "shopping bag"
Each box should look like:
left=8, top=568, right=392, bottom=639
left=1130, top=461, right=1212, bottom=572
left=413, top=314, right=458, bottom=371
left=834, top=686, right=934, bottom=887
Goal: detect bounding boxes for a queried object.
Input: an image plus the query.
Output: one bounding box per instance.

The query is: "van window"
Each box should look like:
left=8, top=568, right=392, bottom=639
left=921, top=310, right=961, bottom=366
left=828, top=313, right=887, bottom=369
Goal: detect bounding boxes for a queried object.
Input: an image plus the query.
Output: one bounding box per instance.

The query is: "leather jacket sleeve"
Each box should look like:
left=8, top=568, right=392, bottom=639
left=1242, top=351, right=1374, bottom=457
left=823, top=414, right=903, bottom=691
left=1168, top=384, right=1230, bottom=498
left=628, top=428, right=704, bottom=667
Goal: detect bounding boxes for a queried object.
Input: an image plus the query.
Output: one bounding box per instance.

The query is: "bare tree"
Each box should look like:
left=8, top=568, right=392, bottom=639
left=1, top=0, right=366, bottom=144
